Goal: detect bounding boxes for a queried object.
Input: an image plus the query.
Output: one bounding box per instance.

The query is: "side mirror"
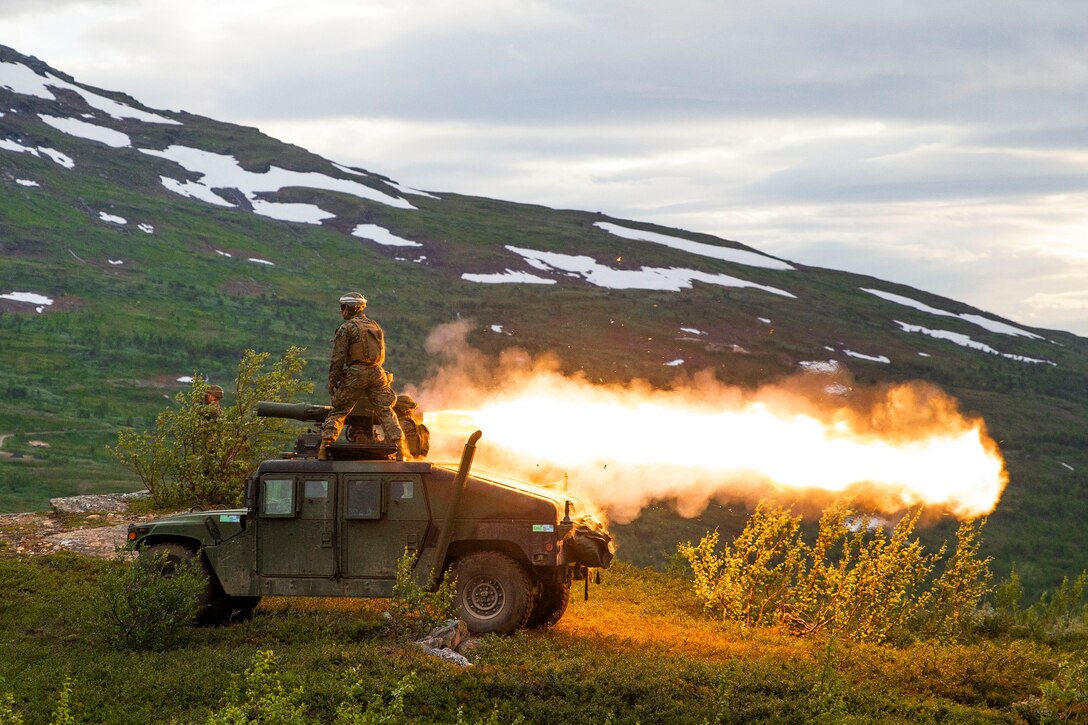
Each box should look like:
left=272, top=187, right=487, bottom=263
left=244, top=477, right=257, bottom=513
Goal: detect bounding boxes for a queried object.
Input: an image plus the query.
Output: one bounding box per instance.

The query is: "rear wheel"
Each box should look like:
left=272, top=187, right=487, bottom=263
left=526, top=580, right=571, bottom=628
left=225, top=596, right=262, bottom=622
left=451, top=551, right=535, bottom=634
left=142, top=542, right=238, bottom=626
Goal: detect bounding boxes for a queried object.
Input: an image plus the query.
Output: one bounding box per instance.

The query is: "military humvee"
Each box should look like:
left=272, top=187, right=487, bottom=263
left=127, top=402, right=614, bottom=634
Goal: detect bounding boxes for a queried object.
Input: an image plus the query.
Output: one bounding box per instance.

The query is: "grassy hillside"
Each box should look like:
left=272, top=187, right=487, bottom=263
left=0, top=553, right=1084, bottom=724
left=2, top=44, right=1088, bottom=600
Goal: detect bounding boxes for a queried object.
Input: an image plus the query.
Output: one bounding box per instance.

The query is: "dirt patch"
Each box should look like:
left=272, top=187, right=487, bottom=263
left=0, top=511, right=131, bottom=558
left=0, top=494, right=163, bottom=559
left=218, top=278, right=267, bottom=296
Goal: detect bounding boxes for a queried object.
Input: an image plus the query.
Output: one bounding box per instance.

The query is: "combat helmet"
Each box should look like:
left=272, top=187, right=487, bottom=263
left=205, top=384, right=224, bottom=399
left=395, top=393, right=417, bottom=410
left=339, top=292, right=367, bottom=310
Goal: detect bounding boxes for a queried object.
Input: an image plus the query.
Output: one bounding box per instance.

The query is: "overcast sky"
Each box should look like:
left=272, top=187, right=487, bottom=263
left=4, top=1, right=1088, bottom=334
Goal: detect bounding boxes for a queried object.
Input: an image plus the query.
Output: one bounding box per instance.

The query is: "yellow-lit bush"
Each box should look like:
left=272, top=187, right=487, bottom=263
left=679, top=499, right=992, bottom=643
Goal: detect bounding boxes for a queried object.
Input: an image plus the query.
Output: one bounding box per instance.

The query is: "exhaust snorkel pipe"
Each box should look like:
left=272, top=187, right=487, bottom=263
left=430, top=430, right=482, bottom=586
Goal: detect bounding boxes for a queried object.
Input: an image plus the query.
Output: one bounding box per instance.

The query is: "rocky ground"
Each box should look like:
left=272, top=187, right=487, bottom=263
left=0, top=493, right=155, bottom=559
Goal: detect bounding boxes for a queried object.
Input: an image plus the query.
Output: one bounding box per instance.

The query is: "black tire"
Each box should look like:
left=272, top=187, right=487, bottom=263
left=526, top=580, right=571, bottom=628
left=142, top=542, right=234, bottom=626
left=451, top=551, right=535, bottom=634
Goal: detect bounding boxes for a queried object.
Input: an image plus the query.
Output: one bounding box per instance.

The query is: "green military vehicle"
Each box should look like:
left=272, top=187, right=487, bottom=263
left=127, top=402, right=614, bottom=634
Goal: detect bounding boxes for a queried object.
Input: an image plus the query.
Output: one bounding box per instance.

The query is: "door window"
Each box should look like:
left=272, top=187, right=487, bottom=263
left=262, top=478, right=295, bottom=517
left=304, top=479, right=329, bottom=500
left=345, top=478, right=382, bottom=519
left=389, top=479, right=414, bottom=502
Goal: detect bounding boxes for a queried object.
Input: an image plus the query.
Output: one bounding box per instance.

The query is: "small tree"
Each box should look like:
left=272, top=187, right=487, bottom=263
left=386, top=548, right=456, bottom=642
left=922, top=518, right=993, bottom=639
left=111, top=347, right=312, bottom=508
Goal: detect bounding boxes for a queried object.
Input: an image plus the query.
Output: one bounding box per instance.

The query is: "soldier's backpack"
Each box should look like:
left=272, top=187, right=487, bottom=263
left=347, top=318, right=384, bottom=364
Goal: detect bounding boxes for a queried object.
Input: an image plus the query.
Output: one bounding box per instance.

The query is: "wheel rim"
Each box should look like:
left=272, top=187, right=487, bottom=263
left=463, top=574, right=506, bottom=620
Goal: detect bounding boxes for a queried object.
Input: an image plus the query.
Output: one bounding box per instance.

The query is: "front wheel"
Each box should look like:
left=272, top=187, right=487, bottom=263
left=142, top=542, right=236, bottom=626
left=451, top=551, right=535, bottom=634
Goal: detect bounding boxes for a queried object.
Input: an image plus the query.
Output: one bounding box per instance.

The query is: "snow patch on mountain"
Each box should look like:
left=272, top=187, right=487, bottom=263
left=1, top=291, right=52, bottom=306
left=462, top=270, right=557, bottom=285
left=387, top=180, right=439, bottom=199
left=0, top=137, right=74, bottom=168
left=39, top=114, right=130, bottom=148
left=0, top=60, right=179, bottom=124
left=15, top=179, right=38, bottom=187
left=595, top=222, right=795, bottom=271
left=844, top=350, right=890, bottom=364
left=250, top=199, right=334, bottom=224
left=140, top=145, right=416, bottom=217
left=895, top=321, right=1055, bottom=365
left=160, top=176, right=234, bottom=207
left=800, top=360, right=841, bottom=373
left=501, top=246, right=796, bottom=296
left=863, top=288, right=1042, bottom=339
left=352, top=224, right=423, bottom=247
left=98, top=212, right=126, bottom=224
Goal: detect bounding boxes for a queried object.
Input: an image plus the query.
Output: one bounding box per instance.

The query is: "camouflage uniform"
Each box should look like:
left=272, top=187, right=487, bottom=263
left=201, top=384, right=224, bottom=419
left=322, top=309, right=405, bottom=451
left=394, top=394, right=430, bottom=459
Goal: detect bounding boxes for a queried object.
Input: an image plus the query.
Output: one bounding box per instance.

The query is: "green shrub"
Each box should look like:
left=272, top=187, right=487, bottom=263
left=205, top=650, right=307, bottom=725
left=49, top=677, right=75, bottom=725
left=110, top=347, right=312, bottom=509
left=1028, top=572, right=1088, bottom=642
left=1, top=676, right=81, bottom=725
left=920, top=518, right=993, bottom=639
left=790, top=504, right=937, bottom=642
left=679, top=500, right=804, bottom=627
left=981, top=569, right=1088, bottom=642
left=385, top=548, right=456, bottom=642
left=94, top=549, right=203, bottom=651
left=335, top=671, right=416, bottom=725
left=679, top=499, right=994, bottom=643
left=0, top=678, right=23, bottom=725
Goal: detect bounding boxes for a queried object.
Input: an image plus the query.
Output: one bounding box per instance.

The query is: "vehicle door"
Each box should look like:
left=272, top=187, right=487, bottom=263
left=340, top=474, right=430, bottom=579
left=257, top=475, right=337, bottom=577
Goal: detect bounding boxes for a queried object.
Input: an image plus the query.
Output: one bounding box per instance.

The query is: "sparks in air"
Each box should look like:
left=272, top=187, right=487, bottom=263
left=421, top=366, right=1007, bottom=524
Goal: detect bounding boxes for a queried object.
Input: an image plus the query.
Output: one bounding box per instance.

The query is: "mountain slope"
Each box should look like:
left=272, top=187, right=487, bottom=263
left=1, top=45, right=1086, bottom=595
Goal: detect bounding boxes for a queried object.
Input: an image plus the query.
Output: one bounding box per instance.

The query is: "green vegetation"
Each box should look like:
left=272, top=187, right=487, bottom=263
left=109, top=349, right=312, bottom=508
left=94, top=548, right=204, bottom=652
left=2, top=549, right=1088, bottom=723
left=386, top=549, right=456, bottom=643
left=679, top=501, right=992, bottom=643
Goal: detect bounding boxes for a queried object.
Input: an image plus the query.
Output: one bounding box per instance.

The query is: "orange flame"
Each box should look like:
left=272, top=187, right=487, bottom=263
left=413, top=322, right=1008, bottom=524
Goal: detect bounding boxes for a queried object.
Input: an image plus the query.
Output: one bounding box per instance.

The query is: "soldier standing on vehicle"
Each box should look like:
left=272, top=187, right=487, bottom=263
left=320, top=292, right=407, bottom=460
left=394, top=393, right=430, bottom=459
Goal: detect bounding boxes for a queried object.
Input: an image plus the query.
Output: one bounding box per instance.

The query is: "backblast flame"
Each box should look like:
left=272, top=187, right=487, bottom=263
left=414, top=323, right=1008, bottom=524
